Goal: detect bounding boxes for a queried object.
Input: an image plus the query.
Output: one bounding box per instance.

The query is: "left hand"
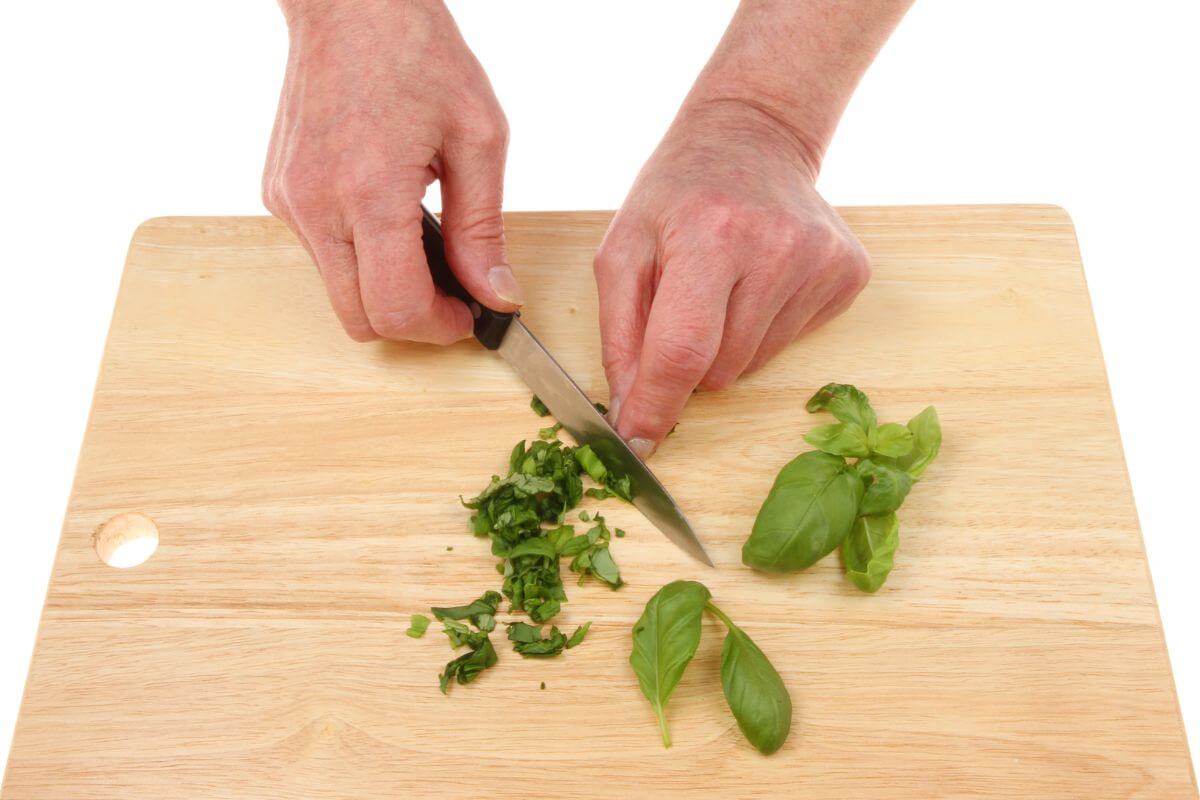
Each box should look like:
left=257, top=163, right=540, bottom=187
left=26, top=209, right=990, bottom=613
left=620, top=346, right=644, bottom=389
left=595, top=99, right=871, bottom=457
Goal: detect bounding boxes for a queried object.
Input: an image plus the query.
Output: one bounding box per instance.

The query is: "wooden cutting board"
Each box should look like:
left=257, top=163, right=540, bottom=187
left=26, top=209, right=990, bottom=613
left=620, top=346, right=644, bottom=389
left=3, top=207, right=1195, bottom=799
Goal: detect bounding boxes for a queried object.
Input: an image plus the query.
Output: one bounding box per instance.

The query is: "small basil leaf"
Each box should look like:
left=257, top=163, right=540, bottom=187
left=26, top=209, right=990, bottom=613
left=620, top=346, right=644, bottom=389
left=438, top=636, right=498, bottom=694
left=566, top=621, right=591, bottom=649
left=708, top=603, right=792, bottom=755
left=843, top=512, right=899, bottom=593
left=894, top=406, right=942, bottom=479
left=587, top=546, right=623, bottom=588
left=803, top=422, right=870, bottom=457
left=805, top=383, right=877, bottom=430
left=742, top=451, right=864, bottom=573
left=431, top=590, right=503, bottom=629
left=629, top=580, right=711, bottom=747
left=406, top=613, right=430, bottom=638
left=857, top=460, right=913, bottom=516
left=871, top=422, right=914, bottom=458
left=573, top=444, right=608, bottom=483
left=530, top=395, right=551, bottom=417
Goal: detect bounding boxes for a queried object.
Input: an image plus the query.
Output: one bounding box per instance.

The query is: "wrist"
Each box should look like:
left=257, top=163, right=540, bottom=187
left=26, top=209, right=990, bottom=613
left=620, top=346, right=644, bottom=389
left=278, top=0, right=443, bottom=27
left=679, top=92, right=826, bottom=181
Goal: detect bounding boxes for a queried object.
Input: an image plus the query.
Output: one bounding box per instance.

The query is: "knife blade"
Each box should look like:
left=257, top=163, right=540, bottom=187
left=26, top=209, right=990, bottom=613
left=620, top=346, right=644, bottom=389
left=420, top=206, right=712, bottom=566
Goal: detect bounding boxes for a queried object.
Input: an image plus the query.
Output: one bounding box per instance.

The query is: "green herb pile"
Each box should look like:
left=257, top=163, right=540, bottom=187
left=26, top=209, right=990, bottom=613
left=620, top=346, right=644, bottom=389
left=630, top=580, right=792, bottom=754
left=741, top=383, right=942, bottom=591
left=425, top=396, right=633, bottom=694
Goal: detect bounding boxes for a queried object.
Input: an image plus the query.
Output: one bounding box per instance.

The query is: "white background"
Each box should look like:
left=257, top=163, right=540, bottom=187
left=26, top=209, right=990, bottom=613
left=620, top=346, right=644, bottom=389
left=1, top=0, right=1196, bottom=770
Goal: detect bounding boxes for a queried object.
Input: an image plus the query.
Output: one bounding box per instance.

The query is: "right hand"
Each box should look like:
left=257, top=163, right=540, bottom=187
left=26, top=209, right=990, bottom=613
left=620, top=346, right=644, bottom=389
left=263, top=0, right=522, bottom=345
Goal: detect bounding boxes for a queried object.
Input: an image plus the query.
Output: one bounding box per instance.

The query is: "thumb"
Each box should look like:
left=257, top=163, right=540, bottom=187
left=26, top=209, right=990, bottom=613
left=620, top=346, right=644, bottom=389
left=439, top=133, right=522, bottom=312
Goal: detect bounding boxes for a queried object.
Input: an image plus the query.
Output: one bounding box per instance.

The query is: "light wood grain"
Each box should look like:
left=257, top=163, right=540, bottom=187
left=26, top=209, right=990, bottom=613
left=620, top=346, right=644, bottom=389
left=3, top=207, right=1195, bottom=799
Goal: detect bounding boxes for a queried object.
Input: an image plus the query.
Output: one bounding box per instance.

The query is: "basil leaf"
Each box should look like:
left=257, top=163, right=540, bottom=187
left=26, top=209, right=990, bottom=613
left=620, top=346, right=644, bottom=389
left=566, top=621, right=591, bottom=649
left=629, top=580, right=711, bottom=747
left=573, top=444, right=608, bottom=483
left=707, top=602, right=792, bottom=755
left=843, top=512, right=899, bottom=593
left=406, top=613, right=430, bottom=638
left=871, top=422, right=914, bottom=458
left=742, top=451, right=864, bottom=573
left=431, top=590, right=502, bottom=629
left=507, top=622, right=568, bottom=656
left=438, top=636, right=498, bottom=694
left=803, top=422, right=870, bottom=458
left=538, top=422, right=563, bottom=440
left=894, top=406, right=941, bottom=479
left=530, top=597, right=561, bottom=623
left=530, top=395, right=551, bottom=417
left=857, top=459, right=913, bottom=516
left=805, top=383, right=877, bottom=430
left=587, top=546, right=623, bottom=588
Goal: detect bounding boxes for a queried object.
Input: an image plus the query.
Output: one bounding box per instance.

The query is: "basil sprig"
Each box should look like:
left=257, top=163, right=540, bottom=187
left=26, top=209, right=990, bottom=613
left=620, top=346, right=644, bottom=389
left=630, top=581, right=792, bottom=754
left=743, top=383, right=942, bottom=592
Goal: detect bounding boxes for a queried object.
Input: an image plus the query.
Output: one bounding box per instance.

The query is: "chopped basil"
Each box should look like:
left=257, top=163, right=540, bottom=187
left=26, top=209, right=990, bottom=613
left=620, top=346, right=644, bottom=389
left=406, top=613, right=430, bottom=638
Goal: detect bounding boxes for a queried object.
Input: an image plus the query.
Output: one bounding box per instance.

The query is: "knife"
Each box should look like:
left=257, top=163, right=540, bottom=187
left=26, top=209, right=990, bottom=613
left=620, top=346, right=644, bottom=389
left=420, top=206, right=712, bottom=567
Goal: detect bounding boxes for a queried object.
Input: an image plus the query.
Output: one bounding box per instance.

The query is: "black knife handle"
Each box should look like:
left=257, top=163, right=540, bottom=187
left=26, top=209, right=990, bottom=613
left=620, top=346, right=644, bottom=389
left=421, top=205, right=514, bottom=350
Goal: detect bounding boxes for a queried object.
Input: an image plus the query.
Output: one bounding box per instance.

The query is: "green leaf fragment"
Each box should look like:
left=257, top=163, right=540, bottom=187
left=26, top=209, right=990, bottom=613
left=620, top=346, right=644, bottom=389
left=566, top=621, right=591, bottom=648
left=431, top=590, right=502, bottom=630
left=406, top=613, right=430, bottom=638
left=507, top=621, right=568, bottom=656
left=530, top=395, right=551, bottom=417
left=439, top=636, right=498, bottom=694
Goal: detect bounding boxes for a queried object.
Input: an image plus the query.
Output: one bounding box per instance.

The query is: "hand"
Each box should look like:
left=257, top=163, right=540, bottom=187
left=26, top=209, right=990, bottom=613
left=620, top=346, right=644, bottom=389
left=595, top=100, right=871, bottom=456
left=263, top=0, right=521, bottom=345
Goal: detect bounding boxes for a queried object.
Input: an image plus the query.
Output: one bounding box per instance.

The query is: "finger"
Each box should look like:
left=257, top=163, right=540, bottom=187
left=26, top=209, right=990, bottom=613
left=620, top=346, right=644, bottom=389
left=615, top=254, right=736, bottom=452
left=305, top=233, right=377, bottom=342
left=593, top=220, right=657, bottom=421
left=745, top=283, right=839, bottom=374
left=698, top=274, right=790, bottom=391
left=354, top=213, right=473, bottom=345
left=440, top=122, right=521, bottom=312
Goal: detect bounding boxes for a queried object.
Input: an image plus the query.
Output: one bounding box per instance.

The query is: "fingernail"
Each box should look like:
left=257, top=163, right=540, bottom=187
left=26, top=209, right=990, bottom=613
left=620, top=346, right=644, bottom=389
left=487, top=265, right=524, bottom=306
left=606, top=396, right=622, bottom=425
left=628, top=437, right=656, bottom=460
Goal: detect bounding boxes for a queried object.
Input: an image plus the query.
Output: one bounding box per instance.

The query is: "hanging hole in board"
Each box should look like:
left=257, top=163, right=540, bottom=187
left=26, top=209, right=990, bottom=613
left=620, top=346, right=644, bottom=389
left=94, top=512, right=159, bottom=568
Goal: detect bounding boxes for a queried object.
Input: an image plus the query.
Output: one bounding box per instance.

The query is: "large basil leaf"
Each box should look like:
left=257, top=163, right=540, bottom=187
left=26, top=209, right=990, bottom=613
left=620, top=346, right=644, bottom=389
left=742, top=451, right=864, bottom=573
left=805, top=383, right=878, bottom=431
left=843, top=512, right=899, bottom=593
left=895, top=406, right=942, bottom=479
left=803, top=422, right=870, bottom=458
left=870, top=422, right=914, bottom=458
left=708, top=603, right=792, bottom=755
left=629, top=580, right=711, bottom=747
left=856, top=459, right=913, bottom=516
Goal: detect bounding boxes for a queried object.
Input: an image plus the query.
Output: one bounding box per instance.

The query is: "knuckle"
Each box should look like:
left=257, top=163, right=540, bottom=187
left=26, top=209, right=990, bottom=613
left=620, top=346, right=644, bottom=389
left=651, top=334, right=716, bottom=382
left=458, top=106, right=510, bottom=150
left=343, top=322, right=379, bottom=343
left=446, top=205, right=505, bottom=243
left=368, top=308, right=419, bottom=339
left=698, top=369, right=736, bottom=392
left=841, top=239, right=872, bottom=292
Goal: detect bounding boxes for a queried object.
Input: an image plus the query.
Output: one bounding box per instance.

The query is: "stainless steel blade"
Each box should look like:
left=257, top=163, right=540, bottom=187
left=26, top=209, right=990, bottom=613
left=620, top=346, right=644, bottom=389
left=496, top=318, right=713, bottom=567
